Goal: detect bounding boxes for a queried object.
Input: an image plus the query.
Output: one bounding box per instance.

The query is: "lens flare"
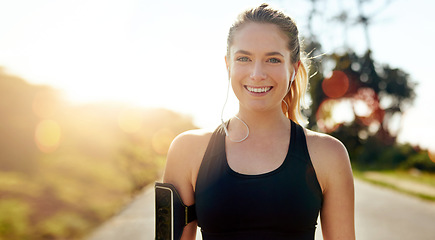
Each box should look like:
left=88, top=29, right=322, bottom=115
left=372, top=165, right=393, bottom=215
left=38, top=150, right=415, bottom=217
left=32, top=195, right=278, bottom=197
left=35, top=119, right=61, bottom=153
left=322, top=71, right=349, bottom=98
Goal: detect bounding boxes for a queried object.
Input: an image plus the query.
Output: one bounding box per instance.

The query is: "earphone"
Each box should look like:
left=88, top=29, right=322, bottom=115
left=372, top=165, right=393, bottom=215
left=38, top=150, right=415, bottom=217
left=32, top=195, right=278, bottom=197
left=286, top=70, right=296, bottom=94
left=290, top=70, right=296, bottom=84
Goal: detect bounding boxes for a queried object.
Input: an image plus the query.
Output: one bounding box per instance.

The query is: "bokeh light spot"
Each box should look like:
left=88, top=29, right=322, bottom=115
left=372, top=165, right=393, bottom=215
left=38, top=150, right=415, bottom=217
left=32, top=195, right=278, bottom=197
left=354, top=99, right=371, bottom=117
left=35, top=120, right=61, bottom=153
left=118, top=108, right=143, bottom=133
left=322, top=70, right=349, bottom=98
left=316, top=99, right=341, bottom=132
left=152, top=128, right=175, bottom=155
left=354, top=88, right=384, bottom=126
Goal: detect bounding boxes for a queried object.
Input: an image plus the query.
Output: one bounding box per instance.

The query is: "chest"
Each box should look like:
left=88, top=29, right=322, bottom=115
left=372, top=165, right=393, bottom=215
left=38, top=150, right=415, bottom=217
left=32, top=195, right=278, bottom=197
left=226, top=136, right=290, bottom=175
left=195, top=153, right=323, bottom=235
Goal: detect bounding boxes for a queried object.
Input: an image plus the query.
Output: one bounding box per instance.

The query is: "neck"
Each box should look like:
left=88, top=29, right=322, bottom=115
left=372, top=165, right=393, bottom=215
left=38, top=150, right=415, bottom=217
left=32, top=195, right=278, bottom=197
left=235, top=106, right=289, bottom=135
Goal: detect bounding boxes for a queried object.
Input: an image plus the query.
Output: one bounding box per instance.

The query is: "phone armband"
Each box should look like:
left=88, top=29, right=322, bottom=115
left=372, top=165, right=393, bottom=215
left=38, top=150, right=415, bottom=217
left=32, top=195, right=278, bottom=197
left=155, top=182, right=196, bottom=240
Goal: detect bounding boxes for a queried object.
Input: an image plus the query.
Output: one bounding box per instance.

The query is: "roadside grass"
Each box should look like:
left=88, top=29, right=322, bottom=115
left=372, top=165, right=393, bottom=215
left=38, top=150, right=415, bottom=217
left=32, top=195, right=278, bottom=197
left=353, top=168, right=435, bottom=202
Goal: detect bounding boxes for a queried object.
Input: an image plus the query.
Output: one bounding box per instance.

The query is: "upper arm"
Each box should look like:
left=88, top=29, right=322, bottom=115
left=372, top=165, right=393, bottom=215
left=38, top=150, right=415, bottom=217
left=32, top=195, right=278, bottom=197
left=162, top=130, right=211, bottom=240
left=163, top=132, right=196, bottom=205
left=307, top=132, right=355, bottom=240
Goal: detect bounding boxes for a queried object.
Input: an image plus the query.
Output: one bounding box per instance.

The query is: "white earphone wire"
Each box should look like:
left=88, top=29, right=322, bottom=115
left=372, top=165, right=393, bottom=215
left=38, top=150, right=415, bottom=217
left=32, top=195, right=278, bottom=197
left=220, top=75, right=250, bottom=143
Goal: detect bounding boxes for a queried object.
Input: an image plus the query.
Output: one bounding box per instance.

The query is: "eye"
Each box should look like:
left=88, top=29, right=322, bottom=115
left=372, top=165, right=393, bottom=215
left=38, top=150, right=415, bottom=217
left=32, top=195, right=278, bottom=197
left=236, top=56, right=250, bottom=62
left=267, top=58, right=281, bottom=63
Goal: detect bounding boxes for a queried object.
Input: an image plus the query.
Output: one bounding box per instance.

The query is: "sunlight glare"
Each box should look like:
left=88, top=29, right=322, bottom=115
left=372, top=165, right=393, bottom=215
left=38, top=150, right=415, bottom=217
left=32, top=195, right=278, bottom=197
left=151, top=128, right=175, bottom=155
left=32, top=90, right=57, bottom=119
left=118, top=108, right=143, bottom=133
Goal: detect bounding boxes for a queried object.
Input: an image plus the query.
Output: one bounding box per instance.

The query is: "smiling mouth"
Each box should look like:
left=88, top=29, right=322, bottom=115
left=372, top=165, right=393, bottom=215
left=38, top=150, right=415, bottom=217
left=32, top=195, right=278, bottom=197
left=245, top=86, right=273, bottom=93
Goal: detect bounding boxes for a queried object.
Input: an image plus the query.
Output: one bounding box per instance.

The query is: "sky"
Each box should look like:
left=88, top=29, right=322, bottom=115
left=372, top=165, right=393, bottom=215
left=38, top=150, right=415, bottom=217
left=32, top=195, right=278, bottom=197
left=0, top=0, right=434, bottom=150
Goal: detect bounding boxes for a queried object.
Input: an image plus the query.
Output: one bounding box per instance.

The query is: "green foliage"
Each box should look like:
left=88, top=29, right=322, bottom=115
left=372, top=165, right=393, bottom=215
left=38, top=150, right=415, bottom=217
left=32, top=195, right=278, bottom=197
left=400, top=151, right=435, bottom=172
left=355, top=137, right=412, bottom=168
left=0, top=68, right=196, bottom=239
left=0, top=199, right=31, bottom=239
left=350, top=137, right=435, bottom=173
left=35, top=211, right=92, bottom=239
left=303, top=38, right=425, bottom=173
left=0, top=172, right=42, bottom=197
left=306, top=49, right=416, bottom=136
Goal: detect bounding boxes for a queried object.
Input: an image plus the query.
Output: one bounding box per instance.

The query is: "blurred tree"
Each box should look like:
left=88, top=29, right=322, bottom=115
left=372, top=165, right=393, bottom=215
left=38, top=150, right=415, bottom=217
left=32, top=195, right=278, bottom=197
left=0, top=67, right=197, bottom=239
left=301, top=0, right=416, bottom=164
left=0, top=68, right=55, bottom=173
left=313, top=51, right=416, bottom=139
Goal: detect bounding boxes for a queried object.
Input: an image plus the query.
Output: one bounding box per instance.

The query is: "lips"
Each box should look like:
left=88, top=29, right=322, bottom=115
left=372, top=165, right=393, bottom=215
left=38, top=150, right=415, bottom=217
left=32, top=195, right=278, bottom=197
left=245, top=85, right=273, bottom=93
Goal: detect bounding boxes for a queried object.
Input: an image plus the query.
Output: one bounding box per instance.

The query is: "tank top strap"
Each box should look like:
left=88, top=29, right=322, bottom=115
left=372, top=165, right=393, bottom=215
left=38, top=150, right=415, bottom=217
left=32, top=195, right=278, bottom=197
left=203, top=123, right=226, bottom=160
left=289, top=120, right=311, bottom=161
left=194, top=123, right=227, bottom=193
left=194, top=120, right=323, bottom=239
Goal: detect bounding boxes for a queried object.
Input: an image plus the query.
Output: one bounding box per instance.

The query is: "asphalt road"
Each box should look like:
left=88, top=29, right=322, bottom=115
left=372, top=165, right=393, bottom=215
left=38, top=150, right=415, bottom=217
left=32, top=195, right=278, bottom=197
left=86, top=179, right=435, bottom=240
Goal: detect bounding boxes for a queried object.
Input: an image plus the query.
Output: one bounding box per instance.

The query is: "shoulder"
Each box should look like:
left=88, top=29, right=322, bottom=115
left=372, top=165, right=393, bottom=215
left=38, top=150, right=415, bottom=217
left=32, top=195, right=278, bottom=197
left=163, top=128, right=214, bottom=204
left=304, top=128, right=355, bottom=239
left=166, top=128, right=214, bottom=170
left=303, top=128, right=353, bottom=193
left=168, top=128, right=214, bottom=160
left=304, top=128, right=349, bottom=161
left=172, top=128, right=214, bottom=145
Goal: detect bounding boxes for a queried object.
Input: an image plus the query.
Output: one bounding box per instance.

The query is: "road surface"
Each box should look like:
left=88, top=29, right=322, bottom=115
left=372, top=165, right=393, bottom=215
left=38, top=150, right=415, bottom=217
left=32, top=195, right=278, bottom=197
left=86, top=179, right=435, bottom=240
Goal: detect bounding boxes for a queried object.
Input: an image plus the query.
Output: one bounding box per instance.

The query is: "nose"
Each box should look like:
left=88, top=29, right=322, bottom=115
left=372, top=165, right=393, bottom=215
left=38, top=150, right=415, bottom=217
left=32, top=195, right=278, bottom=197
left=250, top=61, right=266, bottom=81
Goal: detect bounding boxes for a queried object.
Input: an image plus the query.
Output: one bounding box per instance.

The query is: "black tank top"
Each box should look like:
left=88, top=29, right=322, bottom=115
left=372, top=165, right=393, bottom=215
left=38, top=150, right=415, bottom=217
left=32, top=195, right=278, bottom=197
left=194, top=120, right=323, bottom=240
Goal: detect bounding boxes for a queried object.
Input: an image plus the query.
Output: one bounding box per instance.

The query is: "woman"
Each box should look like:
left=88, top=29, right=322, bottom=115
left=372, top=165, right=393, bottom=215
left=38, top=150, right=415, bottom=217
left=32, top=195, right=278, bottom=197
left=163, top=4, right=355, bottom=240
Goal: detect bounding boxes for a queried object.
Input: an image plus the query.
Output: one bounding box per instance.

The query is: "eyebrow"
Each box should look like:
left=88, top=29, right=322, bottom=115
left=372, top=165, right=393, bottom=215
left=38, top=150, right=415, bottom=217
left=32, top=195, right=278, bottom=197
left=234, top=50, right=284, bottom=57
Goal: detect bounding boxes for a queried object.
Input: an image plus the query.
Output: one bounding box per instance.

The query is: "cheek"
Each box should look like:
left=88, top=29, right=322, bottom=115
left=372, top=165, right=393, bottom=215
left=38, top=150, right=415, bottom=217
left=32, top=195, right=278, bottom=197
left=271, top=68, right=290, bottom=84
left=274, top=70, right=292, bottom=95
left=229, top=66, right=248, bottom=80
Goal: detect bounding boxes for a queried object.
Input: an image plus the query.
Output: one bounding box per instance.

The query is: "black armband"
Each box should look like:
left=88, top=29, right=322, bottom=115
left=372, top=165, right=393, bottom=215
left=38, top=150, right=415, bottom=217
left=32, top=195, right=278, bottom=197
left=155, top=182, right=196, bottom=240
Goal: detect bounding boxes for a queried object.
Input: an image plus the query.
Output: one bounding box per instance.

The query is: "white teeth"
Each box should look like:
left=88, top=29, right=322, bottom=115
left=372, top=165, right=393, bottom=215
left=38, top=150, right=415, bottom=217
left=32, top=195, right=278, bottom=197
left=246, top=86, right=271, bottom=93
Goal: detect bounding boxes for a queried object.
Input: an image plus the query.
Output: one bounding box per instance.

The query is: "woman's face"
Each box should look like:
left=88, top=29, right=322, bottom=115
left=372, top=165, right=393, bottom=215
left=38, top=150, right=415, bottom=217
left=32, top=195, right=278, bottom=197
left=226, top=22, right=295, bottom=114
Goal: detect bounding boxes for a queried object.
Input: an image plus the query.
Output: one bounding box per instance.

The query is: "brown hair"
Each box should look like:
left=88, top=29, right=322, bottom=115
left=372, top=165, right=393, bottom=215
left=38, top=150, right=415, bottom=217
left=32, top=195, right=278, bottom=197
left=226, top=3, right=309, bottom=124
